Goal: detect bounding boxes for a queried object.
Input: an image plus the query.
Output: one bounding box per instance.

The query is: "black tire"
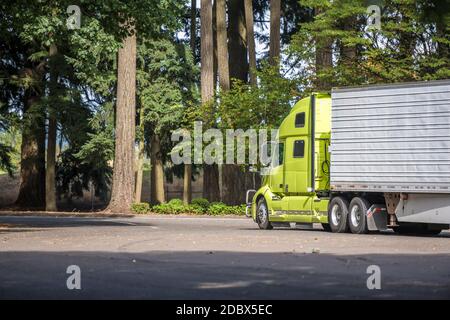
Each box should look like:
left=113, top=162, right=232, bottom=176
left=327, top=197, right=349, bottom=233
left=348, top=197, right=370, bottom=234
left=321, top=223, right=332, bottom=232
left=393, top=223, right=442, bottom=236
left=256, top=198, right=273, bottom=230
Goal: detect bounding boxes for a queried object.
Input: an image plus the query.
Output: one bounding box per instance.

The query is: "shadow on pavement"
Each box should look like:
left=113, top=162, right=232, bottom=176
left=0, top=250, right=449, bottom=299
left=0, top=217, right=154, bottom=230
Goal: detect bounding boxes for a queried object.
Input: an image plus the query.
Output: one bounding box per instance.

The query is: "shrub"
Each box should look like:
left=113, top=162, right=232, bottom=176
left=191, top=198, right=210, bottom=210
left=207, top=202, right=246, bottom=216
left=168, top=198, right=184, bottom=206
left=152, top=202, right=184, bottom=214
left=150, top=199, right=246, bottom=216
left=186, top=204, right=205, bottom=215
left=131, top=202, right=150, bottom=214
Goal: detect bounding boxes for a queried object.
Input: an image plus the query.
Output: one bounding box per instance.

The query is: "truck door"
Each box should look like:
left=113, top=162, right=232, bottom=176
left=283, top=137, right=313, bottom=216
left=268, top=140, right=285, bottom=194
left=284, top=137, right=309, bottom=194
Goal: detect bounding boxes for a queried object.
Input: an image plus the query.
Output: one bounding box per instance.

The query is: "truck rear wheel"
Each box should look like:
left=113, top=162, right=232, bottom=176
left=328, top=197, right=349, bottom=233
left=256, top=198, right=273, bottom=230
left=348, top=197, right=370, bottom=234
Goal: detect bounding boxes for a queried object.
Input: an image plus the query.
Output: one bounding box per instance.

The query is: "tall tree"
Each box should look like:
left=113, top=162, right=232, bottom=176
left=201, top=0, right=215, bottom=105
left=244, top=0, right=257, bottom=85
left=45, top=43, right=58, bottom=211
left=15, top=84, right=46, bottom=208
left=106, top=29, right=137, bottom=213
left=150, top=135, right=165, bottom=204
left=228, top=0, right=248, bottom=83
left=190, top=0, right=197, bottom=55
left=216, top=0, right=230, bottom=91
left=134, top=106, right=145, bottom=203
left=269, top=0, right=281, bottom=67
left=314, top=6, right=333, bottom=90
left=201, top=0, right=220, bottom=202
left=184, top=0, right=198, bottom=205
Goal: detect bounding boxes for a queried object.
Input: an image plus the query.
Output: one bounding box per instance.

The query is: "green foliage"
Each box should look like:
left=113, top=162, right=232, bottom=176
left=191, top=198, right=210, bottom=210
left=168, top=198, right=184, bottom=206
left=0, top=143, right=14, bottom=176
left=138, top=37, right=198, bottom=163
left=208, top=202, right=246, bottom=216
left=291, top=0, right=450, bottom=90
left=218, top=62, right=297, bottom=130
left=131, top=202, right=151, bottom=214
left=152, top=201, right=189, bottom=215
left=148, top=198, right=245, bottom=215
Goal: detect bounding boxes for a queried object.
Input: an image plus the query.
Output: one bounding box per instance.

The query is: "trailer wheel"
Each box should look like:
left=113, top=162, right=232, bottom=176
left=348, top=197, right=370, bottom=234
left=328, top=197, right=349, bottom=233
left=256, top=198, right=273, bottom=230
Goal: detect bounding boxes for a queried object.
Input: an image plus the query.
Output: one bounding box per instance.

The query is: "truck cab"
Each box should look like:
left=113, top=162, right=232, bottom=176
left=250, top=94, right=332, bottom=229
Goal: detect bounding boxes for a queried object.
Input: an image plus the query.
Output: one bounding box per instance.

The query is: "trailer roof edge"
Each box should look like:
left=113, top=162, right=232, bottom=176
left=331, top=79, right=450, bottom=93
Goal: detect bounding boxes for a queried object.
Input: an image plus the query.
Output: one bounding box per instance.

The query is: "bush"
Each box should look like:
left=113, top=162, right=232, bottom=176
left=191, top=198, right=210, bottom=210
left=131, top=202, right=150, bottom=214
left=168, top=198, right=184, bottom=206
left=207, top=202, right=246, bottom=216
left=152, top=202, right=185, bottom=214
left=149, top=198, right=245, bottom=216
left=186, top=204, right=205, bottom=215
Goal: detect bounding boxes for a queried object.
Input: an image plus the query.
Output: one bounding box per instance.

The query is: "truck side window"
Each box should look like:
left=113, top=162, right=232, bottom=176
left=278, top=142, right=284, bottom=166
left=295, top=112, right=305, bottom=128
left=293, top=140, right=304, bottom=158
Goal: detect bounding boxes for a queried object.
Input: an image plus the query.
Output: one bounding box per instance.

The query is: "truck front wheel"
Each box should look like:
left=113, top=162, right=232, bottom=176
left=348, top=197, right=370, bottom=234
left=328, top=197, right=349, bottom=233
left=256, top=198, right=273, bottom=230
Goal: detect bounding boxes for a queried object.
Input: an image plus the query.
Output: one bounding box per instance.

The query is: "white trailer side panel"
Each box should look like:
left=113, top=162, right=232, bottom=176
left=330, top=80, right=450, bottom=194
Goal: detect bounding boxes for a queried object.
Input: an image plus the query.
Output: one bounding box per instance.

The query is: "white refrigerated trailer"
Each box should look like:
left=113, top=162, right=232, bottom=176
left=330, top=80, right=450, bottom=234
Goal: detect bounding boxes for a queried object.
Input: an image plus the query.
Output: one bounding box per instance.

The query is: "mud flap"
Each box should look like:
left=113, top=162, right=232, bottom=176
left=367, top=205, right=388, bottom=231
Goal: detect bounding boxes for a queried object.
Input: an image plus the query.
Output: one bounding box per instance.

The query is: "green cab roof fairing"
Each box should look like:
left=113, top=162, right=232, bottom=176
left=278, top=94, right=332, bottom=140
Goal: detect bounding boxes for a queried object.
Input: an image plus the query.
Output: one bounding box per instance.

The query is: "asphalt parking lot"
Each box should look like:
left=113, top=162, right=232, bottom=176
left=0, top=215, right=449, bottom=299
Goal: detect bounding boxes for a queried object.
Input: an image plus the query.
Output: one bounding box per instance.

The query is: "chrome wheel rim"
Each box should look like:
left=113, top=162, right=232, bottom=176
left=258, top=204, right=267, bottom=224
left=350, top=204, right=361, bottom=227
left=331, top=204, right=341, bottom=226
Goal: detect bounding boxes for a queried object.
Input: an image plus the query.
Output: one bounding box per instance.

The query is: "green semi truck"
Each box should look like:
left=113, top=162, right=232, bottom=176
left=247, top=80, right=450, bottom=235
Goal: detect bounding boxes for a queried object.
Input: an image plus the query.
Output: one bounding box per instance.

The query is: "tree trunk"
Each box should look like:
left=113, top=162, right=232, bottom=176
left=228, top=0, right=248, bottom=83
left=203, top=164, right=220, bottom=202
left=45, top=44, right=58, bottom=212
left=269, top=0, right=281, bottom=67
left=150, top=135, right=165, bottom=204
left=106, top=31, right=137, bottom=213
left=216, top=0, right=230, bottom=91
left=201, top=0, right=220, bottom=202
left=213, top=0, right=218, bottom=88
left=314, top=7, right=333, bottom=91
left=437, top=21, right=449, bottom=59
left=15, top=93, right=46, bottom=209
left=244, top=0, right=257, bottom=85
left=339, top=16, right=357, bottom=62
left=201, top=0, right=214, bottom=105
left=190, top=0, right=197, bottom=54
left=183, top=0, right=197, bottom=204
left=134, top=109, right=145, bottom=203
left=183, top=164, right=192, bottom=204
